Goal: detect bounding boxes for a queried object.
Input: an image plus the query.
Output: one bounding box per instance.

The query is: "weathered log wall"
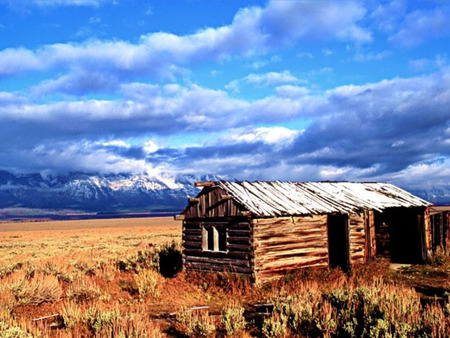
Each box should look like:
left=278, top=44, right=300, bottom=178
left=349, top=213, right=366, bottom=265
left=253, top=215, right=329, bottom=282
left=182, top=219, right=254, bottom=276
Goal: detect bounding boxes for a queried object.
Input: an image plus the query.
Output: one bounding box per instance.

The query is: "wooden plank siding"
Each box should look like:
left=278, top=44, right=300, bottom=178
left=349, top=213, right=366, bottom=265
left=182, top=187, right=244, bottom=219
left=252, top=215, right=329, bottom=282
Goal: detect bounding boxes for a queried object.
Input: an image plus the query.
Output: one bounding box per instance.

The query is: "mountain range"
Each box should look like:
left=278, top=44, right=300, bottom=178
left=0, top=170, right=219, bottom=217
left=0, top=170, right=448, bottom=218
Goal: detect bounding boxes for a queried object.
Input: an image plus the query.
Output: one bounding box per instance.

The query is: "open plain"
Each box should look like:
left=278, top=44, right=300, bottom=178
left=0, top=217, right=449, bottom=337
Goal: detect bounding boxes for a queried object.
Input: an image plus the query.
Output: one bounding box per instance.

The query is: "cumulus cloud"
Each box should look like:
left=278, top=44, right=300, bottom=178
left=0, top=0, right=370, bottom=82
left=221, top=127, right=301, bottom=146
left=2, top=69, right=449, bottom=181
left=226, top=71, right=302, bottom=92
left=139, top=70, right=450, bottom=187
left=389, top=6, right=450, bottom=47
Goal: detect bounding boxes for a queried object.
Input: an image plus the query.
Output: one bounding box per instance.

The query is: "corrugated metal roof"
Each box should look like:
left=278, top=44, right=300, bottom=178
left=216, top=181, right=432, bottom=217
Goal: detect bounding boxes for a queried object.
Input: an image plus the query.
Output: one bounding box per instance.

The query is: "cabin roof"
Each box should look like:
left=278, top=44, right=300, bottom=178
left=197, top=180, right=432, bottom=217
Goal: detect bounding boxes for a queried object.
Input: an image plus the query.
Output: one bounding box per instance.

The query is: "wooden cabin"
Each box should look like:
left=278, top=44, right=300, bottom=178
left=178, top=180, right=433, bottom=282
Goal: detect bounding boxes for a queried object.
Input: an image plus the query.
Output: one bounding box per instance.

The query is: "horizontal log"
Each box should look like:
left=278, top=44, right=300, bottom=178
left=188, top=198, right=200, bottom=203
left=185, top=262, right=253, bottom=274
left=184, top=229, right=202, bottom=235
left=255, top=225, right=327, bottom=236
left=183, top=249, right=250, bottom=259
left=257, top=257, right=329, bottom=272
left=255, top=249, right=328, bottom=264
left=185, top=256, right=250, bottom=268
left=255, top=232, right=326, bottom=244
left=228, top=229, right=251, bottom=236
left=227, top=243, right=252, bottom=251
left=183, top=235, right=202, bottom=242
left=183, top=241, right=201, bottom=249
left=230, top=222, right=251, bottom=230
left=256, top=239, right=328, bottom=253
left=227, top=236, right=251, bottom=244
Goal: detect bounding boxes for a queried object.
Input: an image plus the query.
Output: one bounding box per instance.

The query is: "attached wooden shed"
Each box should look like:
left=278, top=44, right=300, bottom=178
left=178, top=180, right=433, bottom=282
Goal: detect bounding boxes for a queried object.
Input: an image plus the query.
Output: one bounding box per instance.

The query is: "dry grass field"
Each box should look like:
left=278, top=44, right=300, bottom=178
left=0, top=217, right=449, bottom=337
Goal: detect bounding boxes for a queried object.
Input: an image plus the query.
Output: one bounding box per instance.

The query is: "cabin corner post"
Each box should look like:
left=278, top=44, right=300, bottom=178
left=423, top=207, right=432, bottom=260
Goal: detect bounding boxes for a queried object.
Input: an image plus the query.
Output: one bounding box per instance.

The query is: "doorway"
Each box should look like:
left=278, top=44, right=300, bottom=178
left=375, top=208, right=423, bottom=263
left=328, top=213, right=350, bottom=272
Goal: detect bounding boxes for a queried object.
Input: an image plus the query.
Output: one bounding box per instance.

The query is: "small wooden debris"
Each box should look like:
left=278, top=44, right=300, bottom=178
left=32, top=313, right=60, bottom=322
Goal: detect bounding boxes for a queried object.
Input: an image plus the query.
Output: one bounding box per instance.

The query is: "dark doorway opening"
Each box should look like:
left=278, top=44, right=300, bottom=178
left=328, top=213, right=350, bottom=272
left=375, top=208, right=423, bottom=263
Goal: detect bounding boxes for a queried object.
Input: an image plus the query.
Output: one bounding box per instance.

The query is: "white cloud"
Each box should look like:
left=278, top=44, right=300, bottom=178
left=142, top=140, right=159, bottom=154
left=102, top=140, right=130, bottom=148
left=275, top=85, right=310, bottom=98
left=224, top=127, right=301, bottom=146
left=226, top=71, right=302, bottom=92
left=0, top=0, right=371, bottom=78
left=389, top=6, right=450, bottom=47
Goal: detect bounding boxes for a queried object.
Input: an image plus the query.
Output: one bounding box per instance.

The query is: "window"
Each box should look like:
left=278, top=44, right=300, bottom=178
left=202, top=225, right=227, bottom=252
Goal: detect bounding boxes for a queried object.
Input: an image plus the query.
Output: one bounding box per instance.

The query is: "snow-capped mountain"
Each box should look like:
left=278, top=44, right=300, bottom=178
left=0, top=170, right=219, bottom=214
left=410, top=188, right=450, bottom=206
left=0, top=170, right=448, bottom=217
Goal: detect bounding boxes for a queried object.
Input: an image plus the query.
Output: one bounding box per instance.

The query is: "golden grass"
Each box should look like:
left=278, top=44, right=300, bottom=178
left=0, top=216, right=448, bottom=337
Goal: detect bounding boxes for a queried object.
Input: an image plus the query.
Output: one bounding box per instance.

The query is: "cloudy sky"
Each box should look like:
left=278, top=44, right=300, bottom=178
left=0, top=0, right=449, bottom=190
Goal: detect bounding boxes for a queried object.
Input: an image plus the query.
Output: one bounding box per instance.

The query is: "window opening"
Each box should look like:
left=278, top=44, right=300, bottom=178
left=202, top=225, right=227, bottom=252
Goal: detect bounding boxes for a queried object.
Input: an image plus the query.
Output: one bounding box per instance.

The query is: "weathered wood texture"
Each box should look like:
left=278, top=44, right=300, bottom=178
left=349, top=213, right=366, bottom=265
left=182, top=220, right=254, bottom=275
left=363, top=210, right=376, bottom=261
left=253, top=215, right=329, bottom=282
left=430, top=210, right=449, bottom=252
left=182, top=187, right=246, bottom=219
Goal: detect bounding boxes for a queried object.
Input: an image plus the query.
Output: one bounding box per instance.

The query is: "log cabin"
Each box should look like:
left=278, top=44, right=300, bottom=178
left=177, top=180, right=434, bottom=282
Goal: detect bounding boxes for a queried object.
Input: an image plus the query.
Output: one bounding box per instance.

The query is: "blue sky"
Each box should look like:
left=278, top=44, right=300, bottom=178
left=0, top=0, right=449, bottom=191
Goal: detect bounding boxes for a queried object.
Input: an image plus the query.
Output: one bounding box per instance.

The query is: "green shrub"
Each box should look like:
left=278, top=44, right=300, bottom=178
left=221, top=301, right=246, bottom=336
left=66, top=278, right=102, bottom=302
left=9, top=274, right=62, bottom=305
left=84, top=306, right=120, bottom=334
left=262, top=313, right=286, bottom=338
left=174, top=307, right=216, bottom=337
left=115, top=248, right=159, bottom=272
left=134, top=268, right=162, bottom=300
left=0, top=320, right=33, bottom=338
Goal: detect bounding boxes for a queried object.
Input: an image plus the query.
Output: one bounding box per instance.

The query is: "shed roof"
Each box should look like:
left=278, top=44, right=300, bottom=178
left=209, top=181, right=431, bottom=217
